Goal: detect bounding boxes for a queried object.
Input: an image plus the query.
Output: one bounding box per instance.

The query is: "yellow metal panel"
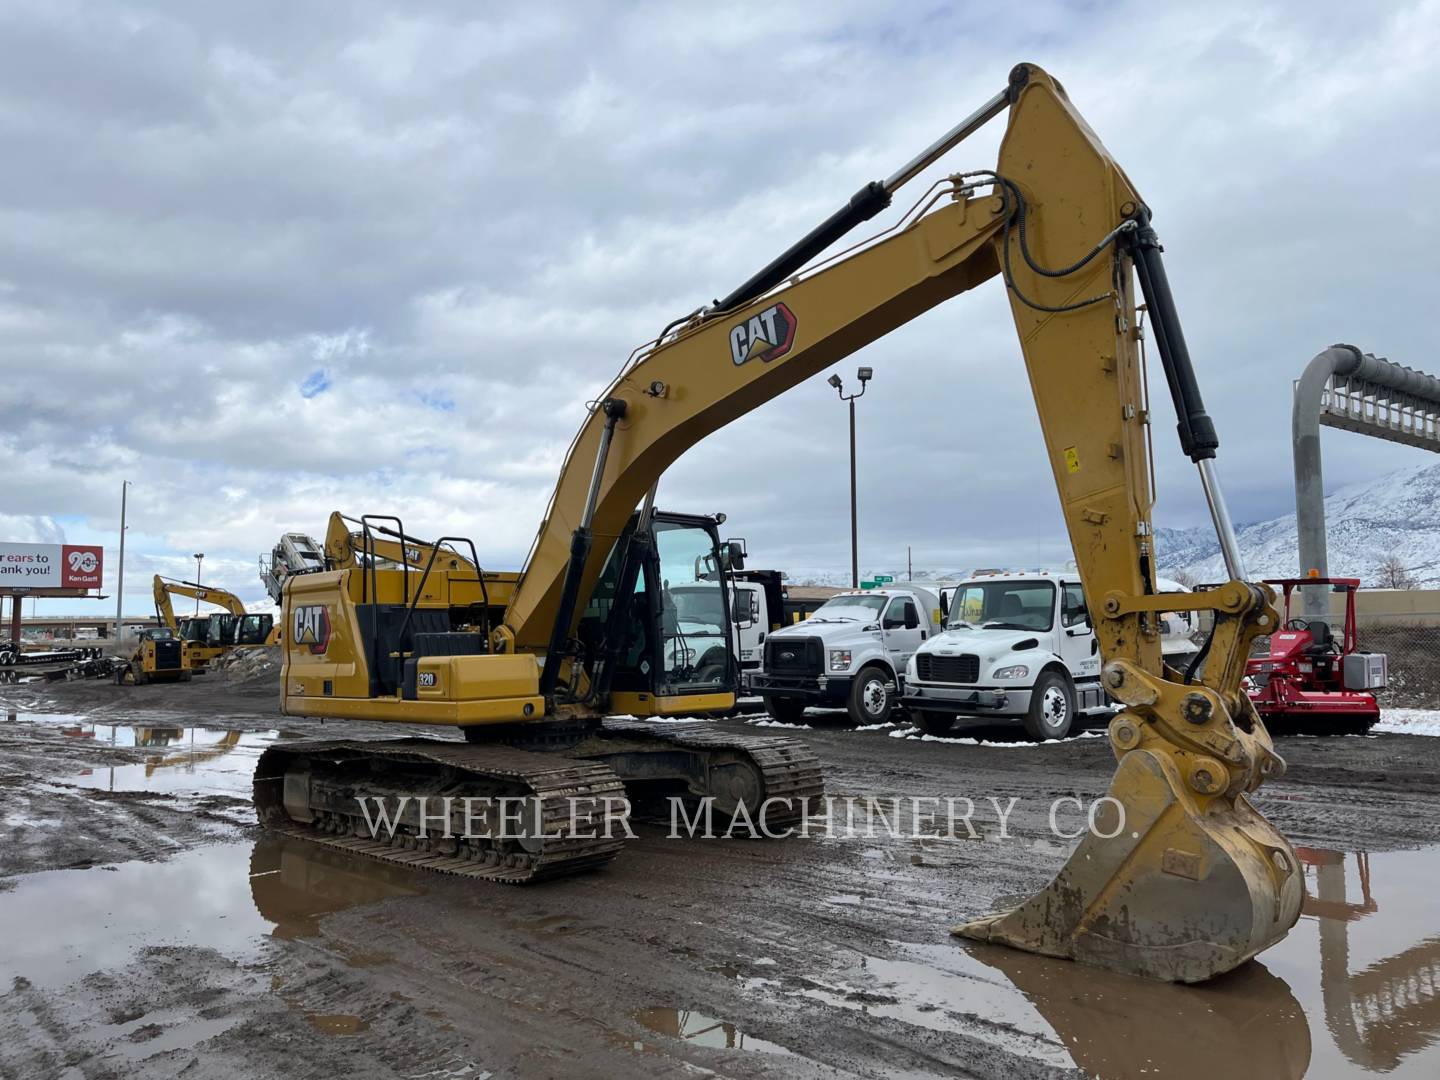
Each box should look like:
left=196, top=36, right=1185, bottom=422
left=609, top=691, right=735, bottom=717
left=416, top=654, right=540, bottom=701
left=283, top=693, right=544, bottom=725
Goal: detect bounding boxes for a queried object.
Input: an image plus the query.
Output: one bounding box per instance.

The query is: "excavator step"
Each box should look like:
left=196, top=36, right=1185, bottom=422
left=254, top=739, right=629, bottom=885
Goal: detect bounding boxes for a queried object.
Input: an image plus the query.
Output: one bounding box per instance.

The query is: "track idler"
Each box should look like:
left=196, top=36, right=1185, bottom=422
left=955, top=657, right=1303, bottom=983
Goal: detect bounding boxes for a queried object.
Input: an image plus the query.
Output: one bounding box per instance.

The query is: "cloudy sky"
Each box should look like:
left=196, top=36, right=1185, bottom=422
left=3, top=0, right=1438, bottom=616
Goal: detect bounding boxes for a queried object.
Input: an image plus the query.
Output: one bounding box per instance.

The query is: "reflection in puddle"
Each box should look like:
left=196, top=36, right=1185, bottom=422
left=943, top=845, right=1440, bottom=1078
left=792, top=942, right=1072, bottom=1067
left=249, top=831, right=424, bottom=941
left=630, top=1007, right=793, bottom=1056
left=0, top=833, right=421, bottom=993
left=62, top=725, right=276, bottom=797
left=1282, top=847, right=1440, bottom=1077
left=0, top=843, right=273, bottom=990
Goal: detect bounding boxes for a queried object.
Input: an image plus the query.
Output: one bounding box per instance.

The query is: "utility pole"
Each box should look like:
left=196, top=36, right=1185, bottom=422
left=828, top=367, right=873, bottom=588
left=908, top=546, right=912, bottom=581
left=193, top=553, right=205, bottom=615
left=115, top=480, right=130, bottom=647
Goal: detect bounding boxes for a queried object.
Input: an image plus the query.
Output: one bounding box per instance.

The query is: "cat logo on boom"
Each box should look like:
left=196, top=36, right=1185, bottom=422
left=728, top=302, right=796, bottom=366
left=292, top=605, right=332, bottom=655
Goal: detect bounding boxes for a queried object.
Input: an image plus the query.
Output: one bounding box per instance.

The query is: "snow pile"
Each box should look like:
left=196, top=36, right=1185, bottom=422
left=1373, top=709, right=1440, bottom=737
left=887, top=726, right=1106, bottom=747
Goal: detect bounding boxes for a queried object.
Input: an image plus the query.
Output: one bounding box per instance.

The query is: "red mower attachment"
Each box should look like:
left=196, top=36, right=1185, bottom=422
left=1246, top=578, right=1386, bottom=735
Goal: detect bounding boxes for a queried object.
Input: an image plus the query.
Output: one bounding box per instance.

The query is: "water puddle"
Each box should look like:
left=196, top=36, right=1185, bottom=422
left=0, top=832, right=423, bottom=992
left=54, top=723, right=279, bottom=798
left=628, top=1007, right=793, bottom=1056
left=897, top=844, right=1440, bottom=1078
left=306, top=1012, right=371, bottom=1035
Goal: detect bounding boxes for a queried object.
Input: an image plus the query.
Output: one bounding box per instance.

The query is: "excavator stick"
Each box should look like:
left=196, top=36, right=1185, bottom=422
left=942, top=66, right=1303, bottom=981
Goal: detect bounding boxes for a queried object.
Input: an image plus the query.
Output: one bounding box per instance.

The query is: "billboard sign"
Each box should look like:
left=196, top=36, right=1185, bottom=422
left=0, top=543, right=104, bottom=590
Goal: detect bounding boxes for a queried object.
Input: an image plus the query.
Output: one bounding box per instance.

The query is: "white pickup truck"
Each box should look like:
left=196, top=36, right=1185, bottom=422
left=751, top=586, right=943, bottom=725
left=901, top=571, right=1199, bottom=740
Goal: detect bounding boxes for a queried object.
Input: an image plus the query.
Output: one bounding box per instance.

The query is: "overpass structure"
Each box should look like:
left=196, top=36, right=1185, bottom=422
left=1294, top=345, right=1440, bottom=618
left=16, top=614, right=166, bottom=640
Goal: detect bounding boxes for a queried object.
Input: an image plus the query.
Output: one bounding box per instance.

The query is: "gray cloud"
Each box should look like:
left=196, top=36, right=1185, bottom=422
left=2, top=0, right=1438, bottom=614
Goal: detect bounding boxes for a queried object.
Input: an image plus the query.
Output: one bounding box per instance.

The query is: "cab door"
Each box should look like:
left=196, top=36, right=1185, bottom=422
left=733, top=583, right=764, bottom=672
left=881, top=596, right=925, bottom=671
left=1057, top=582, right=1099, bottom=681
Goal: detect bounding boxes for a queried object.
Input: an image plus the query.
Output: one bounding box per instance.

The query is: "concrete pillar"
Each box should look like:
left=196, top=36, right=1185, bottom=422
left=1294, top=345, right=1440, bottom=620
left=1293, top=346, right=1361, bottom=620
left=8, top=596, right=21, bottom=646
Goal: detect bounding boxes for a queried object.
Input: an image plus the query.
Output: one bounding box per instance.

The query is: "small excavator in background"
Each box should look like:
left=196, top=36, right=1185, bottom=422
left=153, top=575, right=276, bottom=670
left=259, top=63, right=1308, bottom=984
left=1246, top=577, right=1387, bottom=734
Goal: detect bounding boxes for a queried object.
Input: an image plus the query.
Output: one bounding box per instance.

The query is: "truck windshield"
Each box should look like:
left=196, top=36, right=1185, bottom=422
left=947, top=581, right=1056, bottom=631
left=809, top=595, right=887, bottom=622
left=670, top=586, right=725, bottom=631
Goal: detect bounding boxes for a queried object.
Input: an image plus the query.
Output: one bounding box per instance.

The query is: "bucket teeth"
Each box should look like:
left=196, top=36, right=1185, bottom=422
left=953, top=746, right=1303, bottom=984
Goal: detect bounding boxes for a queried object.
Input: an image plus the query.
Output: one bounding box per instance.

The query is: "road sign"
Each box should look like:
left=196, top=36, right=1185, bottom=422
left=874, top=574, right=894, bottom=583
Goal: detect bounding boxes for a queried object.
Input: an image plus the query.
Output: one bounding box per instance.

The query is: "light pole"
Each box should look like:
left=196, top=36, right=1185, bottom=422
left=828, top=366, right=873, bottom=588
left=193, top=553, right=205, bottom=615
left=115, top=481, right=130, bottom=647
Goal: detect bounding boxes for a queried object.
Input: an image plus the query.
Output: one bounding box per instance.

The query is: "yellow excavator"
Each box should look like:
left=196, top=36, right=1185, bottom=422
left=153, top=575, right=276, bottom=669
left=259, top=64, right=1302, bottom=983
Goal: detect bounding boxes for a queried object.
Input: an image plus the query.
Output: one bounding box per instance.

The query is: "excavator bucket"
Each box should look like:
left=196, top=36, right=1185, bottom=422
left=956, top=693, right=1304, bottom=983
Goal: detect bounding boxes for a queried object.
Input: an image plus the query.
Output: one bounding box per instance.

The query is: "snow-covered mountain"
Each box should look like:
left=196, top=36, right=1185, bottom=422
left=1159, top=460, right=1440, bottom=586
left=783, top=461, right=1440, bottom=590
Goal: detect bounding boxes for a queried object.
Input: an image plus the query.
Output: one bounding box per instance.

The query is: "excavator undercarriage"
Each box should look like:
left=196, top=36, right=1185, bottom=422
left=255, top=719, right=823, bottom=883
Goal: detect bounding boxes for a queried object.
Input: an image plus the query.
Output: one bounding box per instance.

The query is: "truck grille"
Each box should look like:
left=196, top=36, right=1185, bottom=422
left=765, top=636, right=822, bottom=676
left=916, top=653, right=979, bottom=683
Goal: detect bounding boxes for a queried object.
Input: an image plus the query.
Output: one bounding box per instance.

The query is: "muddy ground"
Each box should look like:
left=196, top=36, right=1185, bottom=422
left=3, top=668, right=1440, bottom=1079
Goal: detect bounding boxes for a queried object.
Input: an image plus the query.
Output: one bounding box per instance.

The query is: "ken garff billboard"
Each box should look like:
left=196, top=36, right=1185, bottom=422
left=0, top=542, right=104, bottom=589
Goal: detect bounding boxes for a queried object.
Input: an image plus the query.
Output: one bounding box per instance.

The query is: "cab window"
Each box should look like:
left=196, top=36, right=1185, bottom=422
left=883, top=598, right=917, bottom=630
left=1062, top=584, right=1089, bottom=628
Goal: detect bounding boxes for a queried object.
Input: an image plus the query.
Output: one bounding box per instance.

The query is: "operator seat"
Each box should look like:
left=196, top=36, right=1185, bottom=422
left=1305, top=620, right=1336, bottom=655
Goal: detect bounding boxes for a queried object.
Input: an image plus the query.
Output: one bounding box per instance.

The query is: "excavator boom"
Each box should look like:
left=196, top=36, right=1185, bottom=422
left=153, top=575, right=274, bottom=663
left=274, top=63, right=1301, bottom=983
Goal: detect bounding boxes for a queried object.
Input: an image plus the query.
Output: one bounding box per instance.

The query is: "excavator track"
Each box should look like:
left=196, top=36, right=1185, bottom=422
left=581, top=718, right=825, bottom=829
left=254, top=739, right=628, bottom=884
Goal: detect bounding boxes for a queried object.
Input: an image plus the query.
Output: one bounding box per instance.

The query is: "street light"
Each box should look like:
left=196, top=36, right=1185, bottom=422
left=829, top=367, right=873, bottom=588
left=115, top=481, right=130, bottom=648
left=193, top=553, right=205, bottom=615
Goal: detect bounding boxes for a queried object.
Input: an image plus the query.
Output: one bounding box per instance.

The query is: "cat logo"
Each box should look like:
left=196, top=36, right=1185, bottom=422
left=292, top=605, right=332, bottom=655
left=728, top=302, right=796, bottom=366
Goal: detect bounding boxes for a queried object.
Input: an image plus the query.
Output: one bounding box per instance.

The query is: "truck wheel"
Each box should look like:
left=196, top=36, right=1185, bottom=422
left=763, top=696, right=807, bottom=724
left=848, top=667, right=894, bottom=726
left=913, top=713, right=956, bottom=736
left=1023, top=670, right=1074, bottom=741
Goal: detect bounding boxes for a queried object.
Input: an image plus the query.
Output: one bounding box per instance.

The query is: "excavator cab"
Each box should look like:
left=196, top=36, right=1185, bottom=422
left=208, top=613, right=240, bottom=647
left=575, top=511, right=737, bottom=712
left=235, top=613, right=275, bottom=646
